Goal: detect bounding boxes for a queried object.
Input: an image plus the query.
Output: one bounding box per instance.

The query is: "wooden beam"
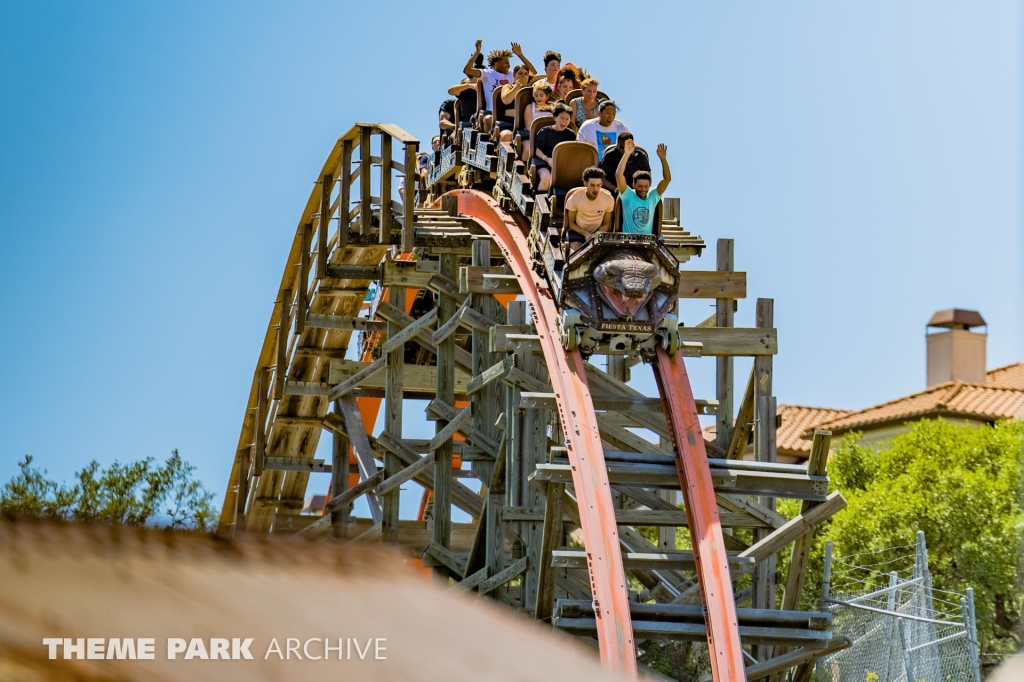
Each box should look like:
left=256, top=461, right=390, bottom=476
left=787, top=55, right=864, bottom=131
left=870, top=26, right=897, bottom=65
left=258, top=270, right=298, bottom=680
left=466, top=356, right=514, bottom=395
left=716, top=239, right=735, bottom=452
left=376, top=452, right=434, bottom=497
left=433, top=251, right=458, bottom=573
left=782, top=430, right=833, bottom=611
left=253, top=367, right=268, bottom=478
left=296, top=223, right=311, bottom=334
left=306, top=314, right=387, bottom=332
left=375, top=302, right=473, bottom=373
left=339, top=140, right=352, bottom=248
left=402, top=142, right=417, bottom=252
left=677, top=270, right=746, bottom=298
left=337, top=394, right=383, bottom=524
left=326, top=355, right=386, bottom=401
left=318, top=176, right=331, bottom=279
left=382, top=286, right=404, bottom=544
left=534, top=482, right=565, bottom=621
left=381, top=260, right=436, bottom=289
left=379, top=133, right=392, bottom=244
left=752, top=298, right=776, bottom=627
left=359, top=126, right=372, bottom=235
left=274, top=288, right=290, bottom=400
left=739, top=491, right=846, bottom=565
left=677, top=327, right=777, bottom=356
left=330, top=360, right=469, bottom=395
left=330, top=401, right=350, bottom=539
left=726, top=368, right=756, bottom=460
left=422, top=542, right=467, bottom=576
left=477, top=556, right=529, bottom=596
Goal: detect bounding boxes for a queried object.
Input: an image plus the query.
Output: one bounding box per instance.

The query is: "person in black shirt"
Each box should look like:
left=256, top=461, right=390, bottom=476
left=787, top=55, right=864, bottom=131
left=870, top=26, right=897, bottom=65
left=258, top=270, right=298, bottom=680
left=599, top=132, right=650, bottom=194
left=440, top=82, right=478, bottom=132
left=532, top=102, right=575, bottom=192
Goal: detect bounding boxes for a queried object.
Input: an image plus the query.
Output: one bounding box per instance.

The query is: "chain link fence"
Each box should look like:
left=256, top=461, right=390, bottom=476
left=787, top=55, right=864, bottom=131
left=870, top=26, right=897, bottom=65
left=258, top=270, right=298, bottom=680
left=815, top=532, right=981, bottom=682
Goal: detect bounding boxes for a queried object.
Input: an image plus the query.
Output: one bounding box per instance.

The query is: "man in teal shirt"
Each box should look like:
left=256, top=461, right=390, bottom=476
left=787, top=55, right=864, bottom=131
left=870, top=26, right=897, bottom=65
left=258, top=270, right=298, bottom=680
left=615, top=140, right=671, bottom=234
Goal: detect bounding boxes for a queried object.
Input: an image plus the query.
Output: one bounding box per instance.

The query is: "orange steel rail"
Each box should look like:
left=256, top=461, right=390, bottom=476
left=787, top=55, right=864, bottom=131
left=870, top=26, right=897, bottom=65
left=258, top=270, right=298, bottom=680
left=450, top=189, right=637, bottom=677
left=654, top=347, right=746, bottom=681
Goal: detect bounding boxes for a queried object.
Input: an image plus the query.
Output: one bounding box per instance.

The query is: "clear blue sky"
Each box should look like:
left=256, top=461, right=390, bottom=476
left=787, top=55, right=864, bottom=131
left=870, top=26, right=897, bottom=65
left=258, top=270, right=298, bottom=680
left=1, top=2, right=1020, bottom=514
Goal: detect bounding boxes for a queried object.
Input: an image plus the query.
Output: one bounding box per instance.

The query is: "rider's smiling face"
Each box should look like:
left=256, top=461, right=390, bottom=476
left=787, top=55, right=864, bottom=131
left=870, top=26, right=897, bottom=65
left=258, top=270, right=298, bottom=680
left=634, top=178, right=651, bottom=200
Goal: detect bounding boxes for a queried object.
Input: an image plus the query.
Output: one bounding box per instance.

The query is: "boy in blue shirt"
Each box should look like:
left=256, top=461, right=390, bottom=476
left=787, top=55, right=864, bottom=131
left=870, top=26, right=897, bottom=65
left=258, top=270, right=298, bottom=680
left=615, top=139, right=671, bottom=235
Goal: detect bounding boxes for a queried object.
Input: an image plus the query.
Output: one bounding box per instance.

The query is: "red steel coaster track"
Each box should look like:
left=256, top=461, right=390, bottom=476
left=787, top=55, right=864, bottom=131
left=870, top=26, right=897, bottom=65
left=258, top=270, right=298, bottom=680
left=449, top=189, right=745, bottom=678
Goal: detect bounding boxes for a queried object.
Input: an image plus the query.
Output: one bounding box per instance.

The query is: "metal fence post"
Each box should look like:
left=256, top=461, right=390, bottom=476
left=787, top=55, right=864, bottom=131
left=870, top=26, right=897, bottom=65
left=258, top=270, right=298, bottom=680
left=965, top=588, right=982, bottom=682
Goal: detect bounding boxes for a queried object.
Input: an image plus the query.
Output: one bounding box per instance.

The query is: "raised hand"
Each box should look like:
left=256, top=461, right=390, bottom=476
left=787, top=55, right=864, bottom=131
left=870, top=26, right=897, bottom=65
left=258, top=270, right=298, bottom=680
left=656, top=143, right=668, bottom=159
left=511, top=42, right=524, bottom=56
left=474, top=39, right=482, bottom=54
left=623, top=138, right=636, bottom=156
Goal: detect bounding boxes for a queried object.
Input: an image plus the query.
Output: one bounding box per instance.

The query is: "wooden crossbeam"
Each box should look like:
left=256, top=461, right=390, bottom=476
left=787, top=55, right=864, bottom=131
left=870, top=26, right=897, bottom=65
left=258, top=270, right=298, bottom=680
left=477, top=556, right=529, bottom=596
left=422, top=542, right=467, bottom=576
left=738, top=491, right=847, bottom=565
left=466, top=356, right=514, bottom=395
left=677, top=271, right=746, bottom=299
left=327, top=355, right=386, bottom=401
left=375, top=452, right=434, bottom=497
left=744, top=636, right=852, bottom=680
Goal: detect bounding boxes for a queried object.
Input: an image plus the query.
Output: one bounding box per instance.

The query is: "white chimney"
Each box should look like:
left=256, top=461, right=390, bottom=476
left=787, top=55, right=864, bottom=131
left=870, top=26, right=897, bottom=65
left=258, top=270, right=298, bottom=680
left=926, top=309, right=987, bottom=387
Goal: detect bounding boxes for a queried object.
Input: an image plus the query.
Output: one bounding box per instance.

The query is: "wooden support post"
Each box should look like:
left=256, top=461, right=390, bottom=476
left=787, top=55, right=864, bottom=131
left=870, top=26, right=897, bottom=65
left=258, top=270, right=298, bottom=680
left=254, top=367, right=269, bottom=477
left=782, top=430, right=832, bottom=610
left=359, top=126, right=372, bottom=236
left=402, top=143, right=418, bottom=252
left=339, top=140, right=352, bottom=249
left=379, top=133, right=392, bottom=245
left=535, top=482, right=565, bottom=621
left=337, top=394, right=383, bottom=524
left=716, top=239, right=735, bottom=451
left=330, top=400, right=350, bottom=539
left=752, top=297, right=776, bottom=660
left=463, top=238, right=507, bottom=578
left=275, top=288, right=290, bottom=400
left=432, top=250, right=458, bottom=576
left=382, top=286, right=404, bottom=544
left=317, top=176, right=331, bottom=280
left=296, top=223, right=311, bottom=335
left=726, top=368, right=755, bottom=460
left=505, top=300, right=527, bottom=606
left=235, top=447, right=249, bottom=519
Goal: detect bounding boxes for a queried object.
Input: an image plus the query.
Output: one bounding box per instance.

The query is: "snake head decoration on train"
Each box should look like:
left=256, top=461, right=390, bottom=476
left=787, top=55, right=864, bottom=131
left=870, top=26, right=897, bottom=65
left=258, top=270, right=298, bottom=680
left=593, top=250, right=662, bottom=320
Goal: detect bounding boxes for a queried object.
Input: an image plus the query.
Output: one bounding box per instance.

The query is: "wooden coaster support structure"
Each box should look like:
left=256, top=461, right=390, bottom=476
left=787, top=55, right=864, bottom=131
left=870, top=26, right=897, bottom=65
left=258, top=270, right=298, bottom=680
left=218, top=123, right=850, bottom=682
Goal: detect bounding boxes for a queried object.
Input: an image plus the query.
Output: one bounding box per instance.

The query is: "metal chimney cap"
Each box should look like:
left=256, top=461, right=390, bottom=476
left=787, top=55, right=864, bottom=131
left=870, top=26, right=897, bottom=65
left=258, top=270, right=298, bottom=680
left=927, top=308, right=986, bottom=330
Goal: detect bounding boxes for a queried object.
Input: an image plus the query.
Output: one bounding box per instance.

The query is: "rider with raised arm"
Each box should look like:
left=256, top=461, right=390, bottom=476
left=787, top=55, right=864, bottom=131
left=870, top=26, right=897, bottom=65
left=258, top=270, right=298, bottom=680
left=615, top=140, right=670, bottom=235
left=463, top=40, right=536, bottom=105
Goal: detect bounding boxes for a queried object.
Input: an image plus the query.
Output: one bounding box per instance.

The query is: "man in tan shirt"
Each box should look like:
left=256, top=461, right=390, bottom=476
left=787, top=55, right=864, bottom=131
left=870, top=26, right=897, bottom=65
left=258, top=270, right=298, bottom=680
left=565, top=166, right=615, bottom=251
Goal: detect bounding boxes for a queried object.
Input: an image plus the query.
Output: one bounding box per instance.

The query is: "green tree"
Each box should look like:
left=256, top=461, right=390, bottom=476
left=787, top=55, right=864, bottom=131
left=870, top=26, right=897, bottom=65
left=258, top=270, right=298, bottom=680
left=796, top=419, right=1023, bottom=668
left=1, top=450, right=216, bottom=531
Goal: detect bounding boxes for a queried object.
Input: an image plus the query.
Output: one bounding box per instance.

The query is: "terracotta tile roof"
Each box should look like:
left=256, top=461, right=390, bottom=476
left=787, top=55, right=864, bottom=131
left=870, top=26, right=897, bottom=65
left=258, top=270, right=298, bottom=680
left=987, top=362, right=1024, bottom=390
left=777, top=405, right=851, bottom=453
left=811, top=381, right=1024, bottom=435
left=700, top=404, right=850, bottom=456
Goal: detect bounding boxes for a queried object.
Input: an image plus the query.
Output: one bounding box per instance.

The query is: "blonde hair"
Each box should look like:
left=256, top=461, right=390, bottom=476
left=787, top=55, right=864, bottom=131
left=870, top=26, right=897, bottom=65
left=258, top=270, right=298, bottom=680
left=532, top=81, right=555, bottom=110
left=581, top=78, right=600, bottom=89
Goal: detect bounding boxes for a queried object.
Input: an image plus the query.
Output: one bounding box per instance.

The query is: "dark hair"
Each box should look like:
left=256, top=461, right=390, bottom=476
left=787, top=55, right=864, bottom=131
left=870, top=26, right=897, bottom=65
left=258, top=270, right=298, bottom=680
left=473, top=54, right=484, bottom=69
left=619, top=132, right=634, bottom=143
left=582, top=166, right=606, bottom=182
left=487, top=49, right=512, bottom=67
left=543, top=51, right=561, bottom=66
left=632, top=170, right=652, bottom=184
left=551, top=102, right=572, bottom=119
left=598, top=100, right=617, bottom=112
